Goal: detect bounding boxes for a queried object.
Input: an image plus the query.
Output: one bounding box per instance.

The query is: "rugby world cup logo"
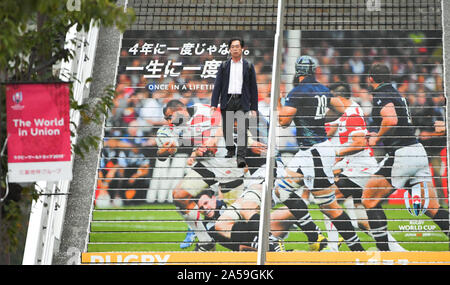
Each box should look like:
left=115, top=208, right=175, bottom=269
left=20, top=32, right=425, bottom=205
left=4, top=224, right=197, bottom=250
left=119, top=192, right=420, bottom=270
left=11, top=91, right=25, bottom=110
left=13, top=91, right=22, bottom=104
left=412, top=195, right=422, bottom=216
left=404, top=184, right=429, bottom=216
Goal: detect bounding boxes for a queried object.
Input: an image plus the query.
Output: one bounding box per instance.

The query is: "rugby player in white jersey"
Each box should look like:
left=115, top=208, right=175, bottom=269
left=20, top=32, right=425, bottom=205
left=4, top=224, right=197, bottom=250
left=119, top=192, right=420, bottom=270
left=157, top=99, right=264, bottom=251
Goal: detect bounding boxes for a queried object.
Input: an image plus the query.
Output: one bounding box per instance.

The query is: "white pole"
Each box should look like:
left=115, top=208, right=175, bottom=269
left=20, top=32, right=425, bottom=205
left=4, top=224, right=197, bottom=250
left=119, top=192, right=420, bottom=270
left=257, top=0, right=285, bottom=265
left=22, top=190, right=46, bottom=264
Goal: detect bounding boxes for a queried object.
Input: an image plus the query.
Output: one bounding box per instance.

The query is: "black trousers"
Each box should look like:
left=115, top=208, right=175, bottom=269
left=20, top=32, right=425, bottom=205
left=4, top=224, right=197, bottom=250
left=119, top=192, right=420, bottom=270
left=221, top=95, right=248, bottom=160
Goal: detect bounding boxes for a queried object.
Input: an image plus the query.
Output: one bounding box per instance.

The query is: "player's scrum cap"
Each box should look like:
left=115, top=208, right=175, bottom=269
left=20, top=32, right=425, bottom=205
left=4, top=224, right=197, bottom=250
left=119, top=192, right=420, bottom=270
left=295, top=55, right=318, bottom=77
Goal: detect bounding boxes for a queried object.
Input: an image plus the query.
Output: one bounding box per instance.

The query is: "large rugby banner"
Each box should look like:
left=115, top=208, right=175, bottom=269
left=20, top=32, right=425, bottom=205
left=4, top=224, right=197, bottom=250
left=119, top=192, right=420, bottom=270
left=88, top=29, right=448, bottom=260
left=6, top=83, right=72, bottom=182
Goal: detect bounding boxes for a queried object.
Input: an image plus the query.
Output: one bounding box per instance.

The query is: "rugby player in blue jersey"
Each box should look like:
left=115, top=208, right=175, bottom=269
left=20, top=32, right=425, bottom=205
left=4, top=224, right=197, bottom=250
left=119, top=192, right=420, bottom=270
left=362, top=63, right=449, bottom=250
left=277, top=55, right=365, bottom=251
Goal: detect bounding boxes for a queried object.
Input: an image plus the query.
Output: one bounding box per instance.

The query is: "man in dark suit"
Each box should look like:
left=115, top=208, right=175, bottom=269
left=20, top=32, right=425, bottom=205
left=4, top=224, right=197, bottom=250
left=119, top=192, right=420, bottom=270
left=210, top=37, right=259, bottom=168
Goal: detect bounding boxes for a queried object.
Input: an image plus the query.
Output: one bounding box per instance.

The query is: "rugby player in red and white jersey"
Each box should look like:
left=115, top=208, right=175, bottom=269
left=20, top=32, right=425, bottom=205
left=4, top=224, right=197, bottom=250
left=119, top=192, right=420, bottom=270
left=157, top=99, right=265, bottom=251
left=326, top=83, right=405, bottom=251
left=326, top=83, right=377, bottom=203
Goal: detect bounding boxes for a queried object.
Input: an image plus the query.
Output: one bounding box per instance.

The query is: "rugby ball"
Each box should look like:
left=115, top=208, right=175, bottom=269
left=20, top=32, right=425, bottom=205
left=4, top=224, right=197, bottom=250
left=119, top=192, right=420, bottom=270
left=155, top=126, right=179, bottom=148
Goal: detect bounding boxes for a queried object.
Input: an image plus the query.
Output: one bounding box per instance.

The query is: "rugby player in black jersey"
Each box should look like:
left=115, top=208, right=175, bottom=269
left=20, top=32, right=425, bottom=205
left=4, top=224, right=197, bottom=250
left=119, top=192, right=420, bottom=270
left=362, top=63, right=449, bottom=250
left=277, top=55, right=365, bottom=251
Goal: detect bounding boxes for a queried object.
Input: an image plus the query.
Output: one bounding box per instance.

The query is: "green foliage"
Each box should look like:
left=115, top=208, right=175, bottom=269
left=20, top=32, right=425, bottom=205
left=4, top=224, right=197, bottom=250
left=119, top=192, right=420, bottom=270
left=69, top=81, right=115, bottom=159
left=0, top=0, right=135, bottom=263
left=0, top=185, right=36, bottom=256
left=0, top=0, right=135, bottom=80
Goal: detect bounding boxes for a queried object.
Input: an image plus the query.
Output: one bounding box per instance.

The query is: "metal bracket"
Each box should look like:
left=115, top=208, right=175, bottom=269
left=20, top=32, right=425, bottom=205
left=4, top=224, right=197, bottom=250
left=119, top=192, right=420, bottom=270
left=34, top=183, right=71, bottom=196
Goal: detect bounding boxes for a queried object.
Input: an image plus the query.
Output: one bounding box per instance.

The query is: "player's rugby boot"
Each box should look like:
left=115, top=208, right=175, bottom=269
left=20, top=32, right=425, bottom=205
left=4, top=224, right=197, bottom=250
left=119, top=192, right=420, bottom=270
left=194, top=242, right=216, bottom=252
left=268, top=236, right=286, bottom=252
left=180, top=229, right=196, bottom=249
left=309, top=234, right=329, bottom=251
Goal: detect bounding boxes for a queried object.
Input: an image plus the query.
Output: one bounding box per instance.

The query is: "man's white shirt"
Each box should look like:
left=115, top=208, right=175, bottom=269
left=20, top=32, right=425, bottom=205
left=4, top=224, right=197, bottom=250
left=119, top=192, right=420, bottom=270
left=228, top=58, right=243, bottom=94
